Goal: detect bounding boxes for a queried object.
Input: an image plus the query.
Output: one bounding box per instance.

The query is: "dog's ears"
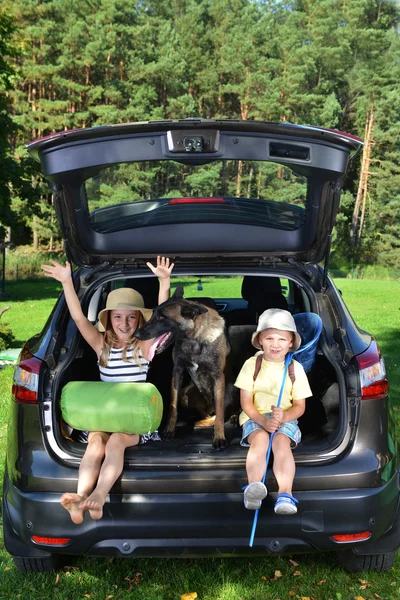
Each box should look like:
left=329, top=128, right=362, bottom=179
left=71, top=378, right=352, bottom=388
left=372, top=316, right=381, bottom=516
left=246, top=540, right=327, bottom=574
left=180, top=302, right=208, bottom=320
left=172, top=284, right=184, bottom=299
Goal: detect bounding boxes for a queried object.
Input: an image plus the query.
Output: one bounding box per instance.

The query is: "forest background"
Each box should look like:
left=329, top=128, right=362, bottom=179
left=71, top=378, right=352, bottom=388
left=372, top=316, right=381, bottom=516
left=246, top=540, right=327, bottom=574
left=0, top=0, right=399, bottom=274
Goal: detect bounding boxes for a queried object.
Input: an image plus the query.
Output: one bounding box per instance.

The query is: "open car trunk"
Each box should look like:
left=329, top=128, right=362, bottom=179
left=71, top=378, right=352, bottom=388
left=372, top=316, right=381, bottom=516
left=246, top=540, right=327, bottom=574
left=48, top=268, right=343, bottom=469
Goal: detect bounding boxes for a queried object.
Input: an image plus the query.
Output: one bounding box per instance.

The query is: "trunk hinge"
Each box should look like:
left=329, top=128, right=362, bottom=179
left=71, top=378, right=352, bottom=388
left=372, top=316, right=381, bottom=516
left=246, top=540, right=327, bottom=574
left=288, top=258, right=314, bottom=280
left=83, top=261, right=111, bottom=284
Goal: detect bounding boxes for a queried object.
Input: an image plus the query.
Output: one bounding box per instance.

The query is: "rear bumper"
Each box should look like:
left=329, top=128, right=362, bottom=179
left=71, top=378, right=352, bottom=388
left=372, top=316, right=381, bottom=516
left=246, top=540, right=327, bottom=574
left=3, top=470, right=400, bottom=559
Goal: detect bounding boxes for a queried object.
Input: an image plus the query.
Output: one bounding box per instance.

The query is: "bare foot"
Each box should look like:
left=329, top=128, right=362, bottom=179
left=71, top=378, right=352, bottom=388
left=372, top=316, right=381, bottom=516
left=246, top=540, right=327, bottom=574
left=80, top=492, right=105, bottom=520
left=60, top=493, right=85, bottom=524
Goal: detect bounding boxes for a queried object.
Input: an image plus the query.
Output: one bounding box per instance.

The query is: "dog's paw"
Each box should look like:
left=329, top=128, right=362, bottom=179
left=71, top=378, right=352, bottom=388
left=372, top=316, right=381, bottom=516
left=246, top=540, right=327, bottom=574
left=162, top=427, right=177, bottom=441
left=212, top=436, right=227, bottom=450
left=229, top=413, right=239, bottom=427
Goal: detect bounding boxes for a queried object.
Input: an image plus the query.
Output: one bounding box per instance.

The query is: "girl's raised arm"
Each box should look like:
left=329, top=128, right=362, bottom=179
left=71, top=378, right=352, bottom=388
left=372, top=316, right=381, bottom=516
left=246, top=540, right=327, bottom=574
left=147, top=256, right=174, bottom=304
left=41, top=260, right=104, bottom=356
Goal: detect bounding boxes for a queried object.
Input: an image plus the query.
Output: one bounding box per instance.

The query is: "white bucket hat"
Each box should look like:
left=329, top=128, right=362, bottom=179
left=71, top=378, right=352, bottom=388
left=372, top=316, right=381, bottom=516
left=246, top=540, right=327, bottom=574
left=97, top=288, right=152, bottom=332
left=251, top=308, right=302, bottom=351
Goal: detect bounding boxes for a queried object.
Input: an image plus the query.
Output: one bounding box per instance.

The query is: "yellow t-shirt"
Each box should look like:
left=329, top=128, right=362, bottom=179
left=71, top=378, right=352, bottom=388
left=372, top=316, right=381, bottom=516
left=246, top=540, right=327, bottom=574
left=234, top=352, right=313, bottom=426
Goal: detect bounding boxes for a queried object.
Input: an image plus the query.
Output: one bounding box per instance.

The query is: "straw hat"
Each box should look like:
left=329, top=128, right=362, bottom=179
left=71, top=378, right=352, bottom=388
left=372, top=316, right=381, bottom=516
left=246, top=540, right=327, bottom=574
left=97, top=288, right=152, bottom=332
left=251, top=308, right=301, bottom=351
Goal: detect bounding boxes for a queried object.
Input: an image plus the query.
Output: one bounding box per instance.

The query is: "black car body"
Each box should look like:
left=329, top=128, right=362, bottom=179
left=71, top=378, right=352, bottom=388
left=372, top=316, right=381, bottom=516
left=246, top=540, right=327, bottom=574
left=3, top=119, right=399, bottom=573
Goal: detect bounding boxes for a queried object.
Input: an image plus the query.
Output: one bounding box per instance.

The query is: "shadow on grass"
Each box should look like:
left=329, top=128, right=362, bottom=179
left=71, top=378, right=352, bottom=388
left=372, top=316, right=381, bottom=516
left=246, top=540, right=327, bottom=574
left=71, top=552, right=346, bottom=596
left=378, top=326, right=400, bottom=358
left=1, top=278, right=62, bottom=302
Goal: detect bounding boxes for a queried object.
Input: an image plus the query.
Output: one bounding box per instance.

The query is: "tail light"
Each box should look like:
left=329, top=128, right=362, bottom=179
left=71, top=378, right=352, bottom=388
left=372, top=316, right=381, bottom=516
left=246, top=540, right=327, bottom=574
left=332, top=531, right=371, bottom=543
left=12, top=344, right=43, bottom=404
left=32, top=535, right=71, bottom=546
left=356, top=340, right=388, bottom=400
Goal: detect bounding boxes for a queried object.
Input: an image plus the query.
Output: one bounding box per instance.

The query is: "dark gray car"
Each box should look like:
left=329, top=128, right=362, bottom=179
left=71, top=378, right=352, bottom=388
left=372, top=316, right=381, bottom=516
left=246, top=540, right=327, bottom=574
left=3, top=119, right=399, bottom=573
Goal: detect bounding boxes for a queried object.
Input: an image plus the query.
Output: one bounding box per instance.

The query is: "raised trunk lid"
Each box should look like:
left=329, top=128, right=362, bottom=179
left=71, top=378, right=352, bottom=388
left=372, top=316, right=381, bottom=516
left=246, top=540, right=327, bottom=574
left=27, top=119, right=363, bottom=268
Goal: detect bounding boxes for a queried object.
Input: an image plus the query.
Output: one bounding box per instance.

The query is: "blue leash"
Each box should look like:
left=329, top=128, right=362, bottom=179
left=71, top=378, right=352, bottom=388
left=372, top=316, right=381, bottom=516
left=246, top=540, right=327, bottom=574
left=249, top=352, right=293, bottom=548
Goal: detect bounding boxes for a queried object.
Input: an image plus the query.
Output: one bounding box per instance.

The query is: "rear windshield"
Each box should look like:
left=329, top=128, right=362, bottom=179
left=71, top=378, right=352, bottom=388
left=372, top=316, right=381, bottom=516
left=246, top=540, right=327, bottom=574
left=84, top=160, right=308, bottom=234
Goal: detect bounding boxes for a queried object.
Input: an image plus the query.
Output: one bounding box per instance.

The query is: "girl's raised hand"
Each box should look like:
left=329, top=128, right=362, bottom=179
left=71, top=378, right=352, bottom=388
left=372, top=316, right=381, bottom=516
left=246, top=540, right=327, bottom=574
left=147, top=256, right=174, bottom=280
left=41, top=260, right=72, bottom=283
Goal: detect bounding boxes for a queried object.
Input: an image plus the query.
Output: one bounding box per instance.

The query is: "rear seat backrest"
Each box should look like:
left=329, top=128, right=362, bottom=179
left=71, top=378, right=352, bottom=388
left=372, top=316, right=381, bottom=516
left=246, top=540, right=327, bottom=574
left=125, top=277, right=160, bottom=308
left=224, top=276, right=288, bottom=327
left=242, top=276, right=288, bottom=319
left=227, top=324, right=257, bottom=378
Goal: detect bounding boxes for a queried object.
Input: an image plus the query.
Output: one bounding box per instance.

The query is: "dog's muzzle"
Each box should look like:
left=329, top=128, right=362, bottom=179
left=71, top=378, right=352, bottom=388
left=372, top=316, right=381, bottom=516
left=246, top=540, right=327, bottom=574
left=147, top=332, right=172, bottom=361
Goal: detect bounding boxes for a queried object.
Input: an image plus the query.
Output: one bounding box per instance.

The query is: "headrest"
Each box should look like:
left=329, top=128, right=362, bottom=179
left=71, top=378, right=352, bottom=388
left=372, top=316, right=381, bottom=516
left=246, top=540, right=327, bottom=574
left=125, top=277, right=160, bottom=308
left=241, top=276, right=283, bottom=301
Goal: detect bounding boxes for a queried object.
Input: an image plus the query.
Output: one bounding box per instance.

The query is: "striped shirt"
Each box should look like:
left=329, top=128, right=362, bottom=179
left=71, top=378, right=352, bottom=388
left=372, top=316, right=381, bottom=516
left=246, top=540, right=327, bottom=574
left=98, top=346, right=150, bottom=383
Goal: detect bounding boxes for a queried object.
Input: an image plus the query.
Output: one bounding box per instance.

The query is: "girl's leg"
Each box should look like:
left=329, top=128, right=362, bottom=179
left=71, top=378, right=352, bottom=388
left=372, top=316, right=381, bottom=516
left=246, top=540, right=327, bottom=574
left=80, top=432, right=140, bottom=520
left=271, top=433, right=295, bottom=495
left=60, top=432, right=109, bottom=524
left=246, top=429, right=270, bottom=483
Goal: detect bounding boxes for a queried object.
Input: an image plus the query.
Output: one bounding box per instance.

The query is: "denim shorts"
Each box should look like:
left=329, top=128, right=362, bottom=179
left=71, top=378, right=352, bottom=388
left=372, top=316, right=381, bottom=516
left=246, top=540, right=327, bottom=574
left=240, top=413, right=301, bottom=448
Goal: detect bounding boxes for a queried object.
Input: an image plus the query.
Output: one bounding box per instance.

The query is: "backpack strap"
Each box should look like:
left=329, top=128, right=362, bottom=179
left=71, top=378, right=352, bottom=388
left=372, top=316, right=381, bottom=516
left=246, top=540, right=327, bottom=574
left=253, top=355, right=296, bottom=385
left=253, top=354, right=263, bottom=381
left=288, top=360, right=295, bottom=385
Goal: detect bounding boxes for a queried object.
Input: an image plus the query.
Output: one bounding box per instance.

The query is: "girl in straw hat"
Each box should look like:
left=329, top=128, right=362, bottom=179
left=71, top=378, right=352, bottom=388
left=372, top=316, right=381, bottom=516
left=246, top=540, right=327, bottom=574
left=41, top=256, right=174, bottom=524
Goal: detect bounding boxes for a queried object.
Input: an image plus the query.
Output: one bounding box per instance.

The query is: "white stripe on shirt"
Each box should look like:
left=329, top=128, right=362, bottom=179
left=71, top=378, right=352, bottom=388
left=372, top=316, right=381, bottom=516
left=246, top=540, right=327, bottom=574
left=98, top=347, right=149, bottom=383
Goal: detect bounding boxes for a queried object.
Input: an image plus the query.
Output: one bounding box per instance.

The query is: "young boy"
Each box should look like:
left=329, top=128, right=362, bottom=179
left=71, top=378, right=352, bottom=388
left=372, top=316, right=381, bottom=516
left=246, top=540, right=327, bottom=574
left=235, top=308, right=312, bottom=514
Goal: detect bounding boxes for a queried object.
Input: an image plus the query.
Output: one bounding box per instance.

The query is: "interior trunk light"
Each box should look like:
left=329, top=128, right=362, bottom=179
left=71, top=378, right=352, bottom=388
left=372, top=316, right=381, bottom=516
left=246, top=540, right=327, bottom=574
left=32, top=536, right=71, bottom=546
left=332, top=532, right=371, bottom=542
left=12, top=344, right=43, bottom=404
left=356, top=341, right=388, bottom=400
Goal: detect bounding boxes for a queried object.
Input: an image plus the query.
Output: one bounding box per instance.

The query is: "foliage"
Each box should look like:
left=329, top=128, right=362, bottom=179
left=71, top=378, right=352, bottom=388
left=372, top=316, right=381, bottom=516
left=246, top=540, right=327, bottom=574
left=0, top=11, right=18, bottom=237
left=0, top=320, right=14, bottom=350
left=0, top=0, right=398, bottom=265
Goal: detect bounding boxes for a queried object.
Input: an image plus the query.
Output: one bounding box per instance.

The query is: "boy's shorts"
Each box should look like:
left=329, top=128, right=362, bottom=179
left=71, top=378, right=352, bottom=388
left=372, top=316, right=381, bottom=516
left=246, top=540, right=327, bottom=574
left=240, top=413, right=301, bottom=448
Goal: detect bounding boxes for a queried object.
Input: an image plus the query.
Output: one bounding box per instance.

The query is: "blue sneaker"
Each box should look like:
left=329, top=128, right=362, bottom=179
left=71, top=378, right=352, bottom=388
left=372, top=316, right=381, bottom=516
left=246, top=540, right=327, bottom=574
left=243, top=481, right=267, bottom=510
left=274, top=493, right=299, bottom=515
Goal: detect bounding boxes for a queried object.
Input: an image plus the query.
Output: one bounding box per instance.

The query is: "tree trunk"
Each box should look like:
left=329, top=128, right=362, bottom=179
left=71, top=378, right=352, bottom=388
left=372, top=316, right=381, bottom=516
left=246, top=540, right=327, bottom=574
left=257, top=168, right=262, bottom=198
left=247, top=167, right=253, bottom=197
left=33, top=217, right=39, bottom=251
left=33, top=229, right=39, bottom=251
left=236, top=160, right=243, bottom=197
left=350, top=108, right=374, bottom=247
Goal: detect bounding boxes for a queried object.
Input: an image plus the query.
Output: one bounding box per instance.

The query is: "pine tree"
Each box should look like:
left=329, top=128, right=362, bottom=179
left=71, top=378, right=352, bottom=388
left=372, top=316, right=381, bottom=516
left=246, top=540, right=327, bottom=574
left=0, top=11, right=18, bottom=237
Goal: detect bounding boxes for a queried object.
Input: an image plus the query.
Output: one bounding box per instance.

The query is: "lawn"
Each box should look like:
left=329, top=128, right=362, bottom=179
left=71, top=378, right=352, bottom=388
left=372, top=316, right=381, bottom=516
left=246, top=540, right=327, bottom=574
left=0, top=277, right=399, bottom=599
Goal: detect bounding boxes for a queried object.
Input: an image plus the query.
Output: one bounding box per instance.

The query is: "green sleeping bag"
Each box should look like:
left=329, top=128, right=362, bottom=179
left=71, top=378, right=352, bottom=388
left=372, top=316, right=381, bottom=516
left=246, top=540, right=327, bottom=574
left=61, top=381, right=163, bottom=434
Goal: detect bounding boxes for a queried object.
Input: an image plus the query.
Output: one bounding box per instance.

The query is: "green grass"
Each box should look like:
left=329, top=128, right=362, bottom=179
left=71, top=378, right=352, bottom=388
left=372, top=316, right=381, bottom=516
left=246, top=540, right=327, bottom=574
left=0, top=277, right=399, bottom=599
left=1, top=553, right=400, bottom=600
left=0, top=279, right=62, bottom=347
left=333, top=279, right=400, bottom=401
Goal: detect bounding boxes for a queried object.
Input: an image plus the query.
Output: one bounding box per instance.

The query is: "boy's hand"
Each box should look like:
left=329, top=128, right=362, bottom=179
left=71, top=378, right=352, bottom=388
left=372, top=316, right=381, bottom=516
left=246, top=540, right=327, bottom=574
left=147, top=256, right=174, bottom=280
left=264, top=415, right=280, bottom=433
left=41, top=260, right=72, bottom=283
left=271, top=405, right=284, bottom=424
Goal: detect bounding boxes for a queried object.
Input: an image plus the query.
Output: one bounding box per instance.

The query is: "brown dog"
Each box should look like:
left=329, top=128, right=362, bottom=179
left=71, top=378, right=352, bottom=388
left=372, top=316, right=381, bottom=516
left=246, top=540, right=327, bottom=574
left=135, top=285, right=229, bottom=449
